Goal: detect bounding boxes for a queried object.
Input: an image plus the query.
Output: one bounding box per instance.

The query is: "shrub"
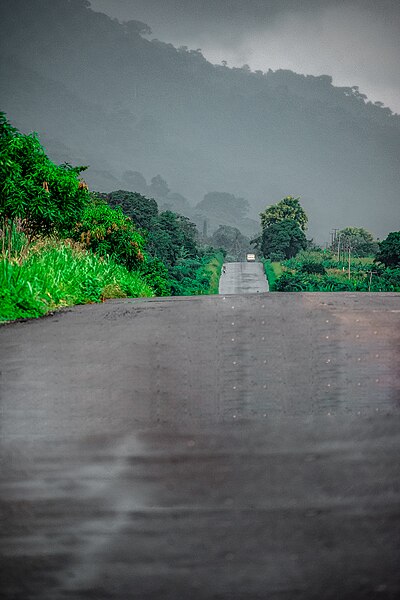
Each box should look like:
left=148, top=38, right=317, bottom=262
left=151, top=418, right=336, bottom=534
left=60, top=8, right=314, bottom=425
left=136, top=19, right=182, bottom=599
left=300, top=262, right=326, bottom=275
left=0, top=113, right=89, bottom=240
left=269, top=251, right=285, bottom=262
left=71, top=197, right=145, bottom=270
left=140, top=256, right=172, bottom=296
left=375, top=231, right=400, bottom=267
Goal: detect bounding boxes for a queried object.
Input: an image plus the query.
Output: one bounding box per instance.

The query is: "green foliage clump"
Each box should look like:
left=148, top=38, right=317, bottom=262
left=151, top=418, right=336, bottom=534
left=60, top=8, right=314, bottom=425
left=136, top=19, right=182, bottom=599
left=271, top=249, right=400, bottom=292
left=0, top=112, right=89, bottom=240
left=148, top=211, right=198, bottom=266
left=375, top=231, right=400, bottom=267
left=105, top=190, right=222, bottom=296
left=211, top=225, right=252, bottom=261
left=0, top=241, right=154, bottom=322
left=262, top=259, right=280, bottom=288
left=332, top=226, right=378, bottom=257
left=269, top=251, right=285, bottom=262
left=374, top=267, right=400, bottom=291
left=71, top=196, right=145, bottom=270
left=273, top=272, right=363, bottom=292
left=139, top=256, right=172, bottom=297
left=261, top=219, right=307, bottom=260
left=260, top=197, right=308, bottom=231
left=169, top=257, right=212, bottom=296
left=202, top=252, right=224, bottom=294
left=106, top=190, right=158, bottom=230
left=273, top=269, right=400, bottom=292
left=0, top=114, right=224, bottom=321
left=300, top=262, right=326, bottom=275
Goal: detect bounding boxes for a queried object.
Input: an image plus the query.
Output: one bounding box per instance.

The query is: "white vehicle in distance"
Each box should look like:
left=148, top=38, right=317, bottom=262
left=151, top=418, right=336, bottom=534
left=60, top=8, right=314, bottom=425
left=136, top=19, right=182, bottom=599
left=246, top=253, right=256, bottom=262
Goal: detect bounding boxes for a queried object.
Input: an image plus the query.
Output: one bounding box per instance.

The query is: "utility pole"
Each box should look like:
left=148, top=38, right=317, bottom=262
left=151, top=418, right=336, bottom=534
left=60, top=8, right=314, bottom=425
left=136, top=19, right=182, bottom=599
left=368, top=270, right=378, bottom=292
left=330, top=229, right=339, bottom=247
left=348, top=246, right=351, bottom=279
left=337, top=232, right=342, bottom=263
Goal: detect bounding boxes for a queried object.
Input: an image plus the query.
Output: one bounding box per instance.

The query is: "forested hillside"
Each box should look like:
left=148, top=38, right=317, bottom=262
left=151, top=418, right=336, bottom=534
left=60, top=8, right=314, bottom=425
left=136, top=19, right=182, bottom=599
left=1, top=0, right=399, bottom=241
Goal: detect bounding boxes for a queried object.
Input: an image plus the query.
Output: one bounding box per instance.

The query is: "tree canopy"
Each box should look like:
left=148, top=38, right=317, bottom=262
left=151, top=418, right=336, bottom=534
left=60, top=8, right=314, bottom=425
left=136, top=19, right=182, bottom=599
left=211, top=225, right=251, bottom=261
left=260, top=197, right=308, bottom=232
left=0, top=112, right=89, bottom=239
left=196, top=192, right=250, bottom=221
left=375, top=231, right=400, bottom=267
left=72, top=196, right=145, bottom=269
left=106, top=190, right=158, bottom=231
left=261, top=219, right=307, bottom=260
left=333, top=226, right=378, bottom=257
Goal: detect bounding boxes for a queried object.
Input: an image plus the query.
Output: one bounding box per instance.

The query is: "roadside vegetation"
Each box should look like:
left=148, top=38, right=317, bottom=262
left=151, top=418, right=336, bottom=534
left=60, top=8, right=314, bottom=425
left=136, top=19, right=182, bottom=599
left=262, top=260, right=282, bottom=289
left=2, top=111, right=399, bottom=323
left=255, top=198, right=400, bottom=292
left=0, top=114, right=223, bottom=322
left=271, top=250, right=400, bottom=292
left=202, top=252, right=225, bottom=294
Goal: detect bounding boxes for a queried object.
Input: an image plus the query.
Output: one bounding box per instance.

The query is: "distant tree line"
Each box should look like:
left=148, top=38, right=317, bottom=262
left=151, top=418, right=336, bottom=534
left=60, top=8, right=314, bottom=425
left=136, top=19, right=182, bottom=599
left=255, top=193, right=399, bottom=292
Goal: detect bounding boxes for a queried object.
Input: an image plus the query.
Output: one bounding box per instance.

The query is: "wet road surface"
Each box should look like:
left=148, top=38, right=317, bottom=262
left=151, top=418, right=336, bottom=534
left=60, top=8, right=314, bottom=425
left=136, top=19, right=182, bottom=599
left=219, top=262, right=269, bottom=294
left=1, top=292, right=400, bottom=599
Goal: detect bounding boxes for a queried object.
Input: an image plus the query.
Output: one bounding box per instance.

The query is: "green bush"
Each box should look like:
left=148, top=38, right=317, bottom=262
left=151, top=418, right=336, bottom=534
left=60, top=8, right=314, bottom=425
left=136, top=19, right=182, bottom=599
left=139, top=256, right=172, bottom=297
left=262, top=259, right=277, bottom=288
left=375, top=231, right=400, bottom=267
left=272, top=269, right=400, bottom=292
left=203, top=252, right=224, bottom=294
left=0, top=113, right=89, bottom=240
left=273, top=272, right=359, bottom=291
left=71, top=197, right=145, bottom=270
left=300, top=262, right=326, bottom=275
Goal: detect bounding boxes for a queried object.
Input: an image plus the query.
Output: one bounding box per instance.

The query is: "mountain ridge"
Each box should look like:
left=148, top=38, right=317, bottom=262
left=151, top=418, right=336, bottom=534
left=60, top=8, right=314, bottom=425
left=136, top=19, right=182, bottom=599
left=1, top=0, right=399, bottom=240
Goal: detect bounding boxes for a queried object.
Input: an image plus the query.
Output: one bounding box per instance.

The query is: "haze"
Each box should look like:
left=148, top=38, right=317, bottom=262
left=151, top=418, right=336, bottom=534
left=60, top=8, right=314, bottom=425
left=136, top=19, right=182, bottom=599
left=1, top=0, right=399, bottom=243
left=90, top=0, right=400, bottom=114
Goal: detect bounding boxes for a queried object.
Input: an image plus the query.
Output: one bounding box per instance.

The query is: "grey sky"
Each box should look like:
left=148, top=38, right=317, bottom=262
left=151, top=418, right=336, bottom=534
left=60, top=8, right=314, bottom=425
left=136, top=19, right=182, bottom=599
left=89, top=0, right=400, bottom=113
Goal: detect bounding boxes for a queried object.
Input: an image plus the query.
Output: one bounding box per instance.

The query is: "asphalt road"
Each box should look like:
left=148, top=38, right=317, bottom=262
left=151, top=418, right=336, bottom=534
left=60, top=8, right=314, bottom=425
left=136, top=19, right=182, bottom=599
left=1, top=292, right=400, bottom=599
left=219, top=261, right=269, bottom=294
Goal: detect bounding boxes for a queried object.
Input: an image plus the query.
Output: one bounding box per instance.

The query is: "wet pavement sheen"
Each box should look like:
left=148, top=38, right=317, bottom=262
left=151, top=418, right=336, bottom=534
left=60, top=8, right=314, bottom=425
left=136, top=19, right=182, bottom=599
left=0, top=292, right=400, bottom=599
left=219, top=261, right=269, bottom=294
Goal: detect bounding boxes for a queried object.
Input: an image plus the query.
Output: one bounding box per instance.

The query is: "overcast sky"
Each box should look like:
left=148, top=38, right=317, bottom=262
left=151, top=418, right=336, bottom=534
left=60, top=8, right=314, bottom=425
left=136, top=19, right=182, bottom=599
left=89, top=0, right=400, bottom=113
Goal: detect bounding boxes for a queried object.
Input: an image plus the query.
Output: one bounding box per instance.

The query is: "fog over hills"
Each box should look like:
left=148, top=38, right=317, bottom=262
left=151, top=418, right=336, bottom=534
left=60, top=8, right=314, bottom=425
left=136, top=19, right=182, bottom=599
left=1, top=0, right=399, bottom=241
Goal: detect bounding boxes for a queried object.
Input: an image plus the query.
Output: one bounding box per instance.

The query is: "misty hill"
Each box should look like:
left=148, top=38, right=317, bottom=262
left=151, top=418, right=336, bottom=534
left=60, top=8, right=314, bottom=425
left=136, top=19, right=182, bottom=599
left=1, top=0, right=399, bottom=241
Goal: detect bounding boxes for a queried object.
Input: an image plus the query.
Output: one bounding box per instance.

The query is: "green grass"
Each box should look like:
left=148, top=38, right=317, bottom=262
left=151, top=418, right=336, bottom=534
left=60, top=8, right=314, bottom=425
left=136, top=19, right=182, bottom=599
left=272, top=251, right=400, bottom=292
left=263, top=259, right=282, bottom=289
left=203, top=252, right=224, bottom=294
left=0, top=240, right=154, bottom=322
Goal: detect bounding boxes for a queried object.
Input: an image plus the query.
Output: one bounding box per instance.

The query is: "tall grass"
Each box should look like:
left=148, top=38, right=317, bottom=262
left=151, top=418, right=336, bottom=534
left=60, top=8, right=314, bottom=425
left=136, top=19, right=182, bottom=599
left=262, top=259, right=282, bottom=289
left=1, top=219, right=29, bottom=259
left=203, top=252, right=224, bottom=294
left=0, top=240, right=154, bottom=322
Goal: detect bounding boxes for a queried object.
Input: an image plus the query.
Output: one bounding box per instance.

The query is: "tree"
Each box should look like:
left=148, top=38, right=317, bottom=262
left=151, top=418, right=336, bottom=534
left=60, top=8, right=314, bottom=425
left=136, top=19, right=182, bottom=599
left=123, top=20, right=152, bottom=37
left=106, top=190, right=158, bottom=231
left=211, top=225, right=251, bottom=261
left=0, top=112, right=89, bottom=241
left=72, top=197, right=145, bottom=269
left=261, top=220, right=307, bottom=260
left=146, top=211, right=198, bottom=266
left=149, top=175, right=170, bottom=199
left=260, top=197, right=308, bottom=231
left=121, top=171, right=148, bottom=195
left=196, top=192, right=250, bottom=221
left=375, top=231, right=400, bottom=267
left=161, top=192, right=191, bottom=215
left=333, top=227, right=378, bottom=257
